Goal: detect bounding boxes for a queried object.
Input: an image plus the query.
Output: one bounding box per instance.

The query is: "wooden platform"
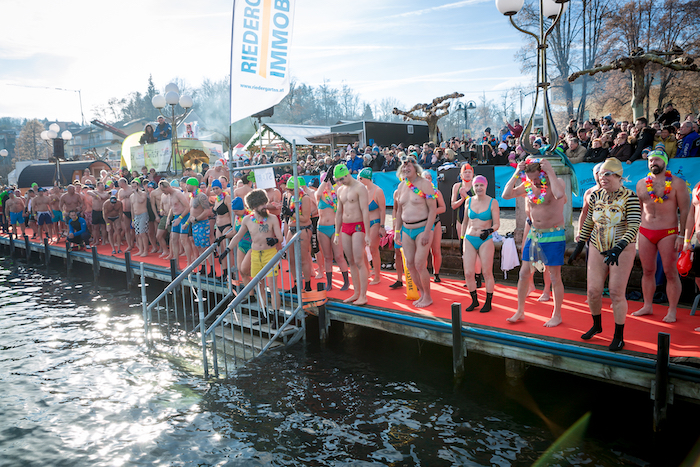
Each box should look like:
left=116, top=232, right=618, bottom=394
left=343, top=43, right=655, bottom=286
left=2, top=231, right=700, bottom=404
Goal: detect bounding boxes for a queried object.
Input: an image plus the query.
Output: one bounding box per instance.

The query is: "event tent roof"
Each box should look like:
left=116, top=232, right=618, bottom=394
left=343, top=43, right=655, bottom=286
left=244, top=123, right=330, bottom=149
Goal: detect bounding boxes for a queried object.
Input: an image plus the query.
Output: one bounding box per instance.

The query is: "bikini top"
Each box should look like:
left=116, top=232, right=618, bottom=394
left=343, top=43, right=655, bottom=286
left=468, top=197, right=493, bottom=221
left=368, top=199, right=379, bottom=211
left=318, top=199, right=332, bottom=210
left=215, top=201, right=229, bottom=215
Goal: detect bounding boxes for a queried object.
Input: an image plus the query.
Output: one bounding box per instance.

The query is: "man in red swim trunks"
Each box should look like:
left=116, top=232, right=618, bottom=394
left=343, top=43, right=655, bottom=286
left=634, top=147, right=690, bottom=322
left=333, top=164, right=371, bottom=305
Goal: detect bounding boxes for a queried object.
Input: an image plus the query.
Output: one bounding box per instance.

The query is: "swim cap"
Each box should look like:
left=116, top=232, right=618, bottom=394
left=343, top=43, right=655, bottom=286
left=147, top=182, right=156, bottom=188
left=111, top=189, right=118, bottom=195
left=286, top=176, right=306, bottom=189
left=231, top=196, right=245, bottom=211
left=473, top=175, right=488, bottom=187
left=247, top=172, right=255, bottom=182
left=593, top=162, right=604, bottom=175
left=170, top=179, right=179, bottom=187
left=648, top=149, right=668, bottom=166
left=186, top=177, right=199, bottom=187
left=132, top=178, right=141, bottom=185
left=333, top=164, right=350, bottom=179
left=358, top=168, right=373, bottom=180
left=211, top=179, right=222, bottom=189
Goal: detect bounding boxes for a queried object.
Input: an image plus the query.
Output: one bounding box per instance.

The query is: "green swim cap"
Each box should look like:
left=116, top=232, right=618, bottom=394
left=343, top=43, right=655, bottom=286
left=247, top=172, right=255, bottom=182
left=186, top=177, right=199, bottom=187
left=286, top=176, right=306, bottom=189
left=333, top=164, right=350, bottom=179
left=358, top=168, right=372, bottom=180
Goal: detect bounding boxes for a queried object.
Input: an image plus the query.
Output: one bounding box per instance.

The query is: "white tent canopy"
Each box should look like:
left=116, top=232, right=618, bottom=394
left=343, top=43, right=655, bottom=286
left=244, top=123, right=331, bottom=150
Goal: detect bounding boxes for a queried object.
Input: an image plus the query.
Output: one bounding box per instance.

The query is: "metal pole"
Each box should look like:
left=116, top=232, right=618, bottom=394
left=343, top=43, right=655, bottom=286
left=140, top=262, right=149, bottom=343
left=291, top=139, right=303, bottom=300
left=197, top=272, right=209, bottom=379
left=451, top=303, right=465, bottom=380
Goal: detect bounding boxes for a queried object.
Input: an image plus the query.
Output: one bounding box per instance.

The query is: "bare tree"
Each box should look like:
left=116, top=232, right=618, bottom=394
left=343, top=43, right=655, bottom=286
left=392, top=92, right=464, bottom=143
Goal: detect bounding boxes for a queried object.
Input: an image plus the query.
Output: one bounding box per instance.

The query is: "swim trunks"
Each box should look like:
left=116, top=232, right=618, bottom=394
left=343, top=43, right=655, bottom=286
left=251, top=247, right=279, bottom=278
left=639, top=226, right=678, bottom=245
left=158, top=215, right=168, bottom=230
left=84, top=209, right=92, bottom=225
left=192, top=219, right=211, bottom=248
left=37, top=211, right=53, bottom=226
left=341, top=221, right=365, bottom=235
left=52, top=209, right=62, bottom=223
left=133, top=212, right=149, bottom=235
left=522, top=226, right=565, bottom=266
left=10, top=211, right=24, bottom=225
left=92, top=210, right=105, bottom=225
left=171, top=213, right=190, bottom=235
left=123, top=211, right=132, bottom=220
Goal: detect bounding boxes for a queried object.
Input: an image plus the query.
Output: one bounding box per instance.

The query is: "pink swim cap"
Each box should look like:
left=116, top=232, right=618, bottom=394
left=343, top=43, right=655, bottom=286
left=473, top=175, right=488, bottom=187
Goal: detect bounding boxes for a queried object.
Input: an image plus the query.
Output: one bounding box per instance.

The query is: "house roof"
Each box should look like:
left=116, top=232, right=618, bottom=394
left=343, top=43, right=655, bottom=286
left=245, top=123, right=330, bottom=149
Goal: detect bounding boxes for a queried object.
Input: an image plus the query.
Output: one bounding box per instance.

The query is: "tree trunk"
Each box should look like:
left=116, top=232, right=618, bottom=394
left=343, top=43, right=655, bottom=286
left=563, top=80, right=574, bottom=120
left=631, top=66, right=646, bottom=120
left=427, top=118, right=439, bottom=144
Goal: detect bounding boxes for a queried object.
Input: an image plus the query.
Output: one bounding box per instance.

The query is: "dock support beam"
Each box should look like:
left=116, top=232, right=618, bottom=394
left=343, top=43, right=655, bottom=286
left=653, top=332, right=671, bottom=433
left=91, top=246, right=100, bottom=280
left=24, top=235, right=30, bottom=262
left=124, top=251, right=133, bottom=290
left=170, top=258, right=178, bottom=280
left=44, top=238, right=50, bottom=268
left=505, top=358, right=527, bottom=383
left=9, top=231, right=15, bottom=257
left=65, top=242, right=72, bottom=273
left=451, top=303, right=464, bottom=380
left=317, top=283, right=328, bottom=344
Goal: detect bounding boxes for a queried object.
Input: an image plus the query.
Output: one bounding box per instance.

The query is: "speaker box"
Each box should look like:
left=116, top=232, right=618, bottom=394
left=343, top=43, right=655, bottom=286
left=436, top=166, right=495, bottom=240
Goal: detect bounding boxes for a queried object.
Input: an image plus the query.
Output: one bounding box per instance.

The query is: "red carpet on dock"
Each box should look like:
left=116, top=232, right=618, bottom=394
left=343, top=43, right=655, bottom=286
left=5, top=231, right=699, bottom=360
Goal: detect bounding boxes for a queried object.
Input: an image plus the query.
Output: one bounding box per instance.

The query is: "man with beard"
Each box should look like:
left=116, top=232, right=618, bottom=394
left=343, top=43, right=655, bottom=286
left=633, top=148, right=690, bottom=323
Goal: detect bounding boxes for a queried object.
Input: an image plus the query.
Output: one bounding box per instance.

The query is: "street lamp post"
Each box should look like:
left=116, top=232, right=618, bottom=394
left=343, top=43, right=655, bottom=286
left=455, top=101, right=477, bottom=138
left=152, top=83, right=194, bottom=175
left=495, top=0, right=568, bottom=154
left=41, top=124, right=72, bottom=186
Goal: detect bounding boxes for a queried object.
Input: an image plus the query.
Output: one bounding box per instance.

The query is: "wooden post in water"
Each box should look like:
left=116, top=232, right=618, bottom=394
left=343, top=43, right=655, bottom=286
left=317, top=282, right=328, bottom=344
left=43, top=238, right=50, bottom=268
left=9, top=230, right=15, bottom=257
left=451, top=303, right=465, bottom=380
left=170, top=258, right=178, bottom=281
left=91, top=246, right=100, bottom=280
left=124, top=251, right=133, bottom=290
left=654, top=332, right=671, bottom=433
left=65, top=242, right=72, bottom=273
left=24, top=235, right=31, bottom=262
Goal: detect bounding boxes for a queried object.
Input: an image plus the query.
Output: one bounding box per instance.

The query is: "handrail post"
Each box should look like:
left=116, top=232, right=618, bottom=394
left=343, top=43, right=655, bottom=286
left=197, top=272, right=209, bottom=379
left=452, top=303, right=465, bottom=381
left=140, top=262, right=149, bottom=343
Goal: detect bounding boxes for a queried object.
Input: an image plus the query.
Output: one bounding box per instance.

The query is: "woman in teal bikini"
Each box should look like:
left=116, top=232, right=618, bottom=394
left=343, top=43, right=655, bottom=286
left=315, top=173, right=350, bottom=291
left=358, top=168, right=386, bottom=285
left=462, top=175, right=500, bottom=312
left=422, top=171, right=446, bottom=282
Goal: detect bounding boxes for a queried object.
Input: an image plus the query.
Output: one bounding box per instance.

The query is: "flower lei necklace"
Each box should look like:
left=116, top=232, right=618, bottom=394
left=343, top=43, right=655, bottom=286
left=519, top=159, right=547, bottom=204
left=322, top=185, right=338, bottom=212
left=646, top=170, right=672, bottom=203
left=289, top=192, right=304, bottom=212
left=404, top=178, right=436, bottom=199
left=188, top=188, right=202, bottom=199
left=250, top=212, right=267, bottom=224
left=215, top=193, right=225, bottom=204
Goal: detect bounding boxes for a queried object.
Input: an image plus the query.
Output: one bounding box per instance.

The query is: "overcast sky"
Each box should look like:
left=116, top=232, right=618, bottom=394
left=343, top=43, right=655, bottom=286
left=0, top=0, right=531, bottom=124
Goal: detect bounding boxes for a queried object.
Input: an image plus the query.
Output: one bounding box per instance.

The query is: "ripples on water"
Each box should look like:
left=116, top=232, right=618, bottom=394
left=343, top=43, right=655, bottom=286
left=1, top=260, right=693, bottom=466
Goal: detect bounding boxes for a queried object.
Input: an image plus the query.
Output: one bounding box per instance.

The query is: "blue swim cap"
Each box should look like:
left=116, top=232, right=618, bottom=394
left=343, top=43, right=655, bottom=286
left=211, top=179, right=222, bottom=189
left=231, top=196, right=245, bottom=211
left=170, top=179, right=179, bottom=187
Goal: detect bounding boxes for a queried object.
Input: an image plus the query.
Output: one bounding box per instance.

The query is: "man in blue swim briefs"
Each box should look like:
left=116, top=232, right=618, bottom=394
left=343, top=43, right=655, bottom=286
left=503, top=157, right=567, bottom=327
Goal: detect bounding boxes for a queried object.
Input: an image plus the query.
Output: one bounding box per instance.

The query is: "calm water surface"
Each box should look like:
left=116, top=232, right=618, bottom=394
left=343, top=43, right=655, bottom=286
left=1, top=258, right=698, bottom=466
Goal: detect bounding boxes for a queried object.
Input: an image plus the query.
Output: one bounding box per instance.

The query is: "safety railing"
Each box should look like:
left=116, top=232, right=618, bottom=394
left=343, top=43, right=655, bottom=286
left=141, top=143, right=308, bottom=377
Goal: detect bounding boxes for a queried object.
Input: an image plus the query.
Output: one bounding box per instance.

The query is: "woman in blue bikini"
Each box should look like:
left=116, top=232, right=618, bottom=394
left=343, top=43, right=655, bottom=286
left=315, top=173, right=350, bottom=291
left=462, top=175, right=500, bottom=312
left=358, top=168, right=386, bottom=285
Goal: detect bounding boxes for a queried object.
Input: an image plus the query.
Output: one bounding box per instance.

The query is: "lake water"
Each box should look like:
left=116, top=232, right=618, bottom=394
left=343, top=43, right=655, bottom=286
left=1, top=257, right=699, bottom=466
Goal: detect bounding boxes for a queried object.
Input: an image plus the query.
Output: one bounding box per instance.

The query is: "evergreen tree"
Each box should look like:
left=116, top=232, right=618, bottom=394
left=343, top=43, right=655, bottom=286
left=15, top=119, right=46, bottom=162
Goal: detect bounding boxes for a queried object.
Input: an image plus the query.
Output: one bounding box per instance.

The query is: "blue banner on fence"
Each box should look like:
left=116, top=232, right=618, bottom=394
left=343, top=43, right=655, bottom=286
left=303, top=159, right=700, bottom=209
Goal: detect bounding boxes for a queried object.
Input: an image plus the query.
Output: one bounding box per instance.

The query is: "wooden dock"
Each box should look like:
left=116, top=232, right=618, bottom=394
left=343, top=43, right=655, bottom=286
left=2, top=231, right=700, bottom=410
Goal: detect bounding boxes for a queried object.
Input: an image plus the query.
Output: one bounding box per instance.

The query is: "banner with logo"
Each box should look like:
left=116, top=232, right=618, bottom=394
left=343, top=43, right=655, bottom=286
left=130, top=140, right=224, bottom=173
left=230, top=0, right=296, bottom=123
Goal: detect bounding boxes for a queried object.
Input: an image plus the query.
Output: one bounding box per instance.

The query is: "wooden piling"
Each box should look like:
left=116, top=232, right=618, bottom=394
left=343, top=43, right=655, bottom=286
left=317, top=282, right=328, bottom=344
left=43, top=238, right=50, bottom=267
left=24, top=235, right=30, bottom=262
left=91, top=246, right=100, bottom=280
left=654, top=332, right=671, bottom=433
left=124, top=251, right=133, bottom=290
left=65, top=242, right=72, bottom=273
left=451, top=303, right=464, bottom=380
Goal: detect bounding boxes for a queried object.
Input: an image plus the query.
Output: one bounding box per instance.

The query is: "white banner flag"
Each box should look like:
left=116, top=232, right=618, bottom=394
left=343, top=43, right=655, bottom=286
left=230, top=0, right=296, bottom=124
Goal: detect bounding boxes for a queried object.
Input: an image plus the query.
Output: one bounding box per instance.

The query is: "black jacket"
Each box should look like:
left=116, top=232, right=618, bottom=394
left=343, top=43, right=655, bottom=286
left=630, top=127, right=657, bottom=161
left=583, top=147, right=609, bottom=163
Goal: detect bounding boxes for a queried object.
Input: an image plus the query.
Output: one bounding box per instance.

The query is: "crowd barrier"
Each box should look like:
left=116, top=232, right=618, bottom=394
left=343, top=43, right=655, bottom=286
left=300, top=158, right=700, bottom=208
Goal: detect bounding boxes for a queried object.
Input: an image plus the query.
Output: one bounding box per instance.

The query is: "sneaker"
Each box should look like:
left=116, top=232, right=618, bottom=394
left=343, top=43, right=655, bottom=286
left=389, top=280, right=403, bottom=289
